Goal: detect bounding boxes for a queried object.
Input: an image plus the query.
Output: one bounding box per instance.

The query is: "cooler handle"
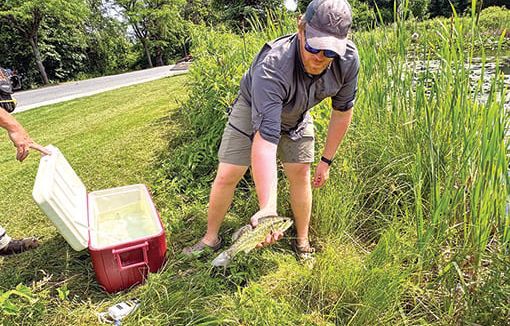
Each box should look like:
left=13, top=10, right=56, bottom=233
left=112, top=242, right=149, bottom=271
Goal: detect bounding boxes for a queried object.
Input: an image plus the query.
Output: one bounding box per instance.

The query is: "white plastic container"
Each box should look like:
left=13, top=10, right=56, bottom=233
left=88, top=186, right=161, bottom=249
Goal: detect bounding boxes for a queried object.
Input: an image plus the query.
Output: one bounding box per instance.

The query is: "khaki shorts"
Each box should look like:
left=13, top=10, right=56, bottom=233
left=218, top=95, right=314, bottom=166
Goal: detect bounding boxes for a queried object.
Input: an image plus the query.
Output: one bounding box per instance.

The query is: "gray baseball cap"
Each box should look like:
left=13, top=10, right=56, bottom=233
left=304, top=0, right=352, bottom=56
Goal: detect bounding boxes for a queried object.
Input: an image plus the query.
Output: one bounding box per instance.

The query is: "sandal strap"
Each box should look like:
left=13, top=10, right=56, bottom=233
left=296, top=243, right=315, bottom=253
left=293, top=240, right=315, bottom=254
left=182, top=237, right=222, bottom=255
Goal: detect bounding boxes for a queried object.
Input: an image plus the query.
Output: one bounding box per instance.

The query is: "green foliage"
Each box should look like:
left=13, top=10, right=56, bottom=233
left=350, top=0, right=377, bottom=30
left=56, top=285, right=69, bottom=301
left=0, top=284, right=37, bottom=316
left=83, top=0, right=136, bottom=75
left=212, top=0, right=283, bottom=31
left=39, top=15, right=88, bottom=81
left=182, top=0, right=219, bottom=24
left=114, top=0, right=189, bottom=68
left=478, top=5, right=510, bottom=32
left=0, top=22, right=37, bottom=87
left=408, top=0, right=431, bottom=18
left=0, top=0, right=136, bottom=85
left=0, top=0, right=136, bottom=87
left=0, top=0, right=90, bottom=84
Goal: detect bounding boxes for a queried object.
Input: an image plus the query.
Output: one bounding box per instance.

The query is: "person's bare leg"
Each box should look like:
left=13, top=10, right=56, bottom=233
left=202, top=162, right=248, bottom=245
left=283, top=163, right=312, bottom=246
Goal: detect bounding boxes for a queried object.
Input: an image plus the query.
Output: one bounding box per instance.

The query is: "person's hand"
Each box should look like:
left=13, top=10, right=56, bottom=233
left=250, top=209, right=283, bottom=248
left=8, top=128, right=50, bottom=162
left=312, top=160, right=330, bottom=188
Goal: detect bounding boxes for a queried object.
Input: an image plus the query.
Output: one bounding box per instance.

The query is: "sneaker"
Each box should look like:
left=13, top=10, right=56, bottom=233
left=182, top=237, right=223, bottom=256
left=0, top=237, right=39, bottom=256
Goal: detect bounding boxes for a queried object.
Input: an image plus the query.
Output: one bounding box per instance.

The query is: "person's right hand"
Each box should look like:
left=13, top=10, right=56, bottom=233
left=8, top=128, right=50, bottom=162
left=250, top=209, right=284, bottom=248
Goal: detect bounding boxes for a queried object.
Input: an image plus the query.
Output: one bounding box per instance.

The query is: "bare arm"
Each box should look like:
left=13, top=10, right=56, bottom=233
left=313, top=108, right=353, bottom=188
left=250, top=131, right=284, bottom=246
left=250, top=131, right=278, bottom=222
left=0, top=109, right=49, bottom=161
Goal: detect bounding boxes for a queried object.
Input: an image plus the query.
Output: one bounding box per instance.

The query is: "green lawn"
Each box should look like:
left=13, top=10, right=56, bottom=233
left=0, top=75, right=188, bottom=324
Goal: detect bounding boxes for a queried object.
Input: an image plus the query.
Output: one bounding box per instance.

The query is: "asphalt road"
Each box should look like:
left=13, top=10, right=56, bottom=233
left=13, top=63, right=189, bottom=113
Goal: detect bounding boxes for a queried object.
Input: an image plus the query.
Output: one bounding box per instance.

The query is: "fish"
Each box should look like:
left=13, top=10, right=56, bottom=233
left=211, top=216, right=293, bottom=267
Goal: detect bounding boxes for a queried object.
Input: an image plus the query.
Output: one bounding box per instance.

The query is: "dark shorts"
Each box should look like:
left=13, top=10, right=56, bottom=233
left=218, top=95, right=314, bottom=166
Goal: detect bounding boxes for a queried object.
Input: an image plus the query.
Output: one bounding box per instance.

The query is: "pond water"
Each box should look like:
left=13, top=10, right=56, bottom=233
left=409, top=57, right=510, bottom=213
left=411, top=57, right=510, bottom=110
left=500, top=60, right=510, bottom=76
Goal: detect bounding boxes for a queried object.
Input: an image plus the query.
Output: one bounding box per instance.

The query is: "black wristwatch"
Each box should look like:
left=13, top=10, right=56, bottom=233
left=320, top=156, right=333, bottom=166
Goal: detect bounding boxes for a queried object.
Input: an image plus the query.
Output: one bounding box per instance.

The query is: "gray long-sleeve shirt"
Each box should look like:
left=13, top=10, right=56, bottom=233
left=239, top=33, right=359, bottom=144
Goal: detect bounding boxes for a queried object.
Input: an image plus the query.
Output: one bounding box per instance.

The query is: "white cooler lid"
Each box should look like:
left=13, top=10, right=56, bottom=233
left=32, top=145, right=89, bottom=251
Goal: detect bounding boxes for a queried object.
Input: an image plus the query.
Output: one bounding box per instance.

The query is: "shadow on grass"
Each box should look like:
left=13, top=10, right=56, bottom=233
left=0, top=235, right=110, bottom=302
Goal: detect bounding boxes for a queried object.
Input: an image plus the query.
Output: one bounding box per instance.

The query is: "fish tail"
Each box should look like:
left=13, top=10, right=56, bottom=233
left=211, top=251, right=231, bottom=267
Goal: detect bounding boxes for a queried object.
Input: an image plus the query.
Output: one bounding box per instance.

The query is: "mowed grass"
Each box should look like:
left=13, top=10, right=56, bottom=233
left=0, top=75, right=188, bottom=324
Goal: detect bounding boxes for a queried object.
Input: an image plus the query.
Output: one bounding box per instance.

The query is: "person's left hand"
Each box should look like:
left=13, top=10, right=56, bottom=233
left=250, top=209, right=283, bottom=248
left=312, top=160, right=330, bottom=188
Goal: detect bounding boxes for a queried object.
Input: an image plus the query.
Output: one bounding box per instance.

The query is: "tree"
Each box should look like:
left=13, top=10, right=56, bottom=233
left=114, top=0, right=188, bottom=68
left=114, top=0, right=154, bottom=67
left=146, top=0, right=187, bottom=66
left=0, top=0, right=89, bottom=84
left=84, top=0, right=135, bottom=74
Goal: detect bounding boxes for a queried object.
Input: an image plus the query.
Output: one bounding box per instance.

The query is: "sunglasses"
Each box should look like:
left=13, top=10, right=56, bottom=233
left=304, top=38, right=338, bottom=59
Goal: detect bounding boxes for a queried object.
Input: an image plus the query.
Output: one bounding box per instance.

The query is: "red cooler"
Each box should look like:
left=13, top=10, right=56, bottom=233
left=32, top=145, right=167, bottom=293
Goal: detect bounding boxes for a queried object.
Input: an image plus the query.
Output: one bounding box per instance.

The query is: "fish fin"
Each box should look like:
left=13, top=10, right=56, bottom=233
left=211, top=251, right=231, bottom=267
left=231, top=224, right=252, bottom=242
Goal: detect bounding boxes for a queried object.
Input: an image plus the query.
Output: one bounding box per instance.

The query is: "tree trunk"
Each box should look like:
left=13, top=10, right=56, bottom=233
left=155, top=46, right=164, bottom=66
left=141, top=39, right=153, bottom=68
left=28, top=36, right=49, bottom=85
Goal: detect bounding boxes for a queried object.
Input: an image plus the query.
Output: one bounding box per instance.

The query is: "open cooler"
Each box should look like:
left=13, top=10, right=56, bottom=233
left=32, top=145, right=167, bottom=293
